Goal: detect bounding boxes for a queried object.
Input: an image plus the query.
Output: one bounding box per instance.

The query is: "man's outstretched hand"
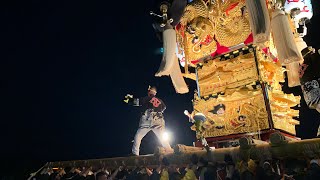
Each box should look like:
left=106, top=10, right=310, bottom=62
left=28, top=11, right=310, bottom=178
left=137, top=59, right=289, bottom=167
left=124, top=94, right=133, bottom=103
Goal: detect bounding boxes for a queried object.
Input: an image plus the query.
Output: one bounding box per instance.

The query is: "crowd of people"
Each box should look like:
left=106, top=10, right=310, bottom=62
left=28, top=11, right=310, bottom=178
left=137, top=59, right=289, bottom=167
left=29, top=154, right=320, bottom=180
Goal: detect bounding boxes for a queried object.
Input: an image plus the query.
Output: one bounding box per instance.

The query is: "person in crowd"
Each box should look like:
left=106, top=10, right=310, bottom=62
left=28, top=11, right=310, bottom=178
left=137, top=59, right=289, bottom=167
left=96, top=171, right=108, bottom=180
left=305, top=159, right=320, bottom=180
left=238, top=159, right=256, bottom=180
left=260, top=161, right=281, bottom=180
left=224, top=154, right=240, bottom=180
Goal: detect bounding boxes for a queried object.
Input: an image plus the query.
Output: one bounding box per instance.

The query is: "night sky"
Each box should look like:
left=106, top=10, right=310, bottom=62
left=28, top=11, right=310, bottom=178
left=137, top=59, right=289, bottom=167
left=1, top=0, right=320, bottom=178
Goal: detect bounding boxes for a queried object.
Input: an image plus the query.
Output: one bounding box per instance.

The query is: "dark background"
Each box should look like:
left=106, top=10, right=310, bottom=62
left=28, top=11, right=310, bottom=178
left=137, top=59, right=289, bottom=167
left=1, top=0, right=320, bottom=178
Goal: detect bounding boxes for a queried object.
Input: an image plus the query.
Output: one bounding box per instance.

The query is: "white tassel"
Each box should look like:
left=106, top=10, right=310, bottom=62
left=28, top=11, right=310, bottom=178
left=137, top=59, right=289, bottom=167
left=155, top=28, right=177, bottom=77
left=169, top=56, right=189, bottom=94
left=245, top=0, right=270, bottom=46
left=271, top=9, right=302, bottom=65
left=286, top=61, right=301, bottom=87
left=295, top=37, right=307, bottom=53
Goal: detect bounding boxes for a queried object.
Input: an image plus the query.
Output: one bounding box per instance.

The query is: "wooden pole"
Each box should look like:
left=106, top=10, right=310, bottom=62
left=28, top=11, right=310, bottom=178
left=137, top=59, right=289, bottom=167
left=45, top=137, right=320, bottom=169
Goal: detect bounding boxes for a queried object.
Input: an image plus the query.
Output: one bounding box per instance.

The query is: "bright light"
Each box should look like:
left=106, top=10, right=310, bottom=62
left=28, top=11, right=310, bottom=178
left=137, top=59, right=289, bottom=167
left=162, top=131, right=171, bottom=142
left=184, top=110, right=189, bottom=116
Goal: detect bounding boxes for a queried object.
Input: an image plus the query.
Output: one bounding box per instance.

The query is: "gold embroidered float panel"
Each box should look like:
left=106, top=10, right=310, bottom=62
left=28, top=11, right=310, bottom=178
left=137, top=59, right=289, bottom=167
left=191, top=48, right=300, bottom=137
left=176, top=0, right=251, bottom=63
left=198, top=52, right=258, bottom=96
left=192, top=89, right=269, bottom=137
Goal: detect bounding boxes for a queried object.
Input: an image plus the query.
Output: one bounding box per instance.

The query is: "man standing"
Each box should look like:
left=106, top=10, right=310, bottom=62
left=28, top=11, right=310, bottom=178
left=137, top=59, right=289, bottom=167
left=129, top=86, right=172, bottom=156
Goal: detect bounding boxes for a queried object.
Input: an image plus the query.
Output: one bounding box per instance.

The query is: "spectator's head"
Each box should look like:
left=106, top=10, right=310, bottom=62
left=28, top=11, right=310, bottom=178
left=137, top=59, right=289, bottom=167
left=292, top=159, right=307, bottom=173
left=310, top=159, right=320, bottom=168
left=116, top=169, right=129, bottom=179
left=239, top=159, right=256, bottom=174
left=190, top=154, right=199, bottom=165
left=198, top=157, right=208, bottom=167
left=263, top=161, right=274, bottom=174
left=96, top=171, right=108, bottom=180
left=162, top=157, right=170, bottom=167
left=224, top=154, right=234, bottom=166
left=137, top=168, right=148, bottom=180
left=64, top=166, right=72, bottom=174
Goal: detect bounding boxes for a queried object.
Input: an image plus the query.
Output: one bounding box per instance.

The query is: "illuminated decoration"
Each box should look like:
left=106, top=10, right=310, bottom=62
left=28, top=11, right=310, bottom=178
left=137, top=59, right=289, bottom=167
left=162, top=131, right=172, bottom=142
left=154, top=0, right=316, bottom=141
left=192, top=88, right=270, bottom=137
left=176, top=0, right=251, bottom=64
left=197, top=50, right=259, bottom=96
left=193, top=48, right=300, bottom=136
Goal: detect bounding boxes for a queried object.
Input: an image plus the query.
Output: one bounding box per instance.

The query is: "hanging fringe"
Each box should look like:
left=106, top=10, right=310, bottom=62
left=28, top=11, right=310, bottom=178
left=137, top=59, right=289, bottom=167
left=155, top=28, right=177, bottom=77
left=295, top=37, right=307, bottom=54
left=286, top=61, right=301, bottom=87
left=284, top=37, right=307, bottom=87
left=271, top=9, right=302, bottom=65
left=170, top=56, right=189, bottom=94
left=245, top=0, right=270, bottom=46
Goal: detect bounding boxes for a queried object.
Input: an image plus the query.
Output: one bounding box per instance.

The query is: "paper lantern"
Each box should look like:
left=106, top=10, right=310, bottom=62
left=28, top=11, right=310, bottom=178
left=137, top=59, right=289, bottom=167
left=245, top=0, right=270, bottom=46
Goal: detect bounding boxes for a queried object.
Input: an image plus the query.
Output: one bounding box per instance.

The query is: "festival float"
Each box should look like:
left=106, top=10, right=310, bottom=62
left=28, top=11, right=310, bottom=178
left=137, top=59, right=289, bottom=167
left=32, top=0, right=320, bottom=177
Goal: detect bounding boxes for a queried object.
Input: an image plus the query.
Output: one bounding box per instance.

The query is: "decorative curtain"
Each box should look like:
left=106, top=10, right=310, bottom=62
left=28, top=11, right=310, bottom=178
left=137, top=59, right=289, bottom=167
left=170, top=56, right=189, bottom=94
left=271, top=9, right=303, bottom=87
left=271, top=9, right=302, bottom=65
left=155, top=28, right=177, bottom=77
left=245, top=0, right=270, bottom=46
left=286, top=62, right=301, bottom=87
left=295, top=37, right=307, bottom=55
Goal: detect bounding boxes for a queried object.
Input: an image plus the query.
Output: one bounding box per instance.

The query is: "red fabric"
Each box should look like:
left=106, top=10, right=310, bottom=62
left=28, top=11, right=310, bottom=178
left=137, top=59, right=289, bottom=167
left=225, top=2, right=239, bottom=16
left=176, top=23, right=185, bottom=37
left=215, top=41, right=230, bottom=55
left=244, top=33, right=253, bottom=45
left=175, top=23, right=182, bottom=31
